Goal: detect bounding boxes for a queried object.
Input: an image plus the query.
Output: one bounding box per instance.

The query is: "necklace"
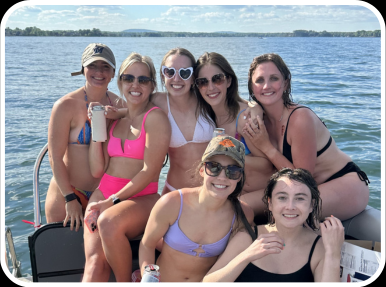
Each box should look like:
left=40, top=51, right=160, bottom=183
left=83, top=87, right=110, bottom=106
left=278, top=108, right=285, bottom=122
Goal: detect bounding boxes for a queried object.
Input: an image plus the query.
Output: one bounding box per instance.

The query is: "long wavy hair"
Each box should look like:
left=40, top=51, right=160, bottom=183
left=248, top=53, right=295, bottom=108
left=262, top=168, right=322, bottom=231
left=194, top=52, right=243, bottom=127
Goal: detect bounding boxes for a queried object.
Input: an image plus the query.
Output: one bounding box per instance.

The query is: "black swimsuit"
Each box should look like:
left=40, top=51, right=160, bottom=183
left=282, top=106, right=369, bottom=185
left=235, top=227, right=321, bottom=282
left=282, top=106, right=332, bottom=163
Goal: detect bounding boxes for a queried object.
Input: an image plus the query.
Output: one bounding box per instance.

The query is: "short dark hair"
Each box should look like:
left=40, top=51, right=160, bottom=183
left=262, top=168, right=322, bottom=230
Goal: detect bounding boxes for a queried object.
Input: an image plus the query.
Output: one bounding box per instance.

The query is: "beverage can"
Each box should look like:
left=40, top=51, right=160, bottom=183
left=141, top=264, right=160, bottom=282
left=91, top=105, right=107, bottom=142
left=212, top=128, right=225, bottom=138
left=131, top=269, right=142, bottom=282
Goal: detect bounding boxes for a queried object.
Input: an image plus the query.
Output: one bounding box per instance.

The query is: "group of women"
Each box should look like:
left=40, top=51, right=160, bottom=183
left=45, top=42, right=370, bottom=282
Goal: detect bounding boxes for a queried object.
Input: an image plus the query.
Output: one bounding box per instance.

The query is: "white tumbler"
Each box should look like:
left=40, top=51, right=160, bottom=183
left=91, top=106, right=107, bottom=142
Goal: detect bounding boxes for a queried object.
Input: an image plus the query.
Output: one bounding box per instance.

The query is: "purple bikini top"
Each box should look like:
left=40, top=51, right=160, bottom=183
left=163, top=189, right=235, bottom=258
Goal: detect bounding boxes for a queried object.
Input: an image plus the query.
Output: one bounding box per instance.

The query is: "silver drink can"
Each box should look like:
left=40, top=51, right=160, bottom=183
left=141, top=264, right=160, bottom=282
left=212, top=128, right=225, bottom=138
left=91, top=106, right=107, bottom=142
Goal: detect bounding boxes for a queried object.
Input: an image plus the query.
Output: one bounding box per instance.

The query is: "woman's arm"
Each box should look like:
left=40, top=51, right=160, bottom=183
left=242, top=114, right=295, bottom=171
left=243, top=107, right=320, bottom=173
left=48, top=98, right=83, bottom=227
left=203, top=232, right=252, bottom=282
left=314, top=216, right=344, bottom=282
left=87, top=102, right=116, bottom=177
left=139, top=192, right=179, bottom=276
left=204, top=231, right=285, bottom=282
left=283, top=108, right=318, bottom=174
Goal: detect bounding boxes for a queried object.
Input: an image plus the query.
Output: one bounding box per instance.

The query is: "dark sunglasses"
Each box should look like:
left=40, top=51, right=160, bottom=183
left=120, top=74, right=154, bottom=85
left=162, top=66, right=193, bottom=80
left=195, top=73, right=227, bottom=89
left=204, top=161, right=243, bottom=180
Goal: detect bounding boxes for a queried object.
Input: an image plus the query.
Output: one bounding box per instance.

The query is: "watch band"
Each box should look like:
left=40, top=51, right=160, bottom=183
left=113, top=197, right=121, bottom=205
left=109, top=194, right=121, bottom=205
left=64, top=193, right=78, bottom=203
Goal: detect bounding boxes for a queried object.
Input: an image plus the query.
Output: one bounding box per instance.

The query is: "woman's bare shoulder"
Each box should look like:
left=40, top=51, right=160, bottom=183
left=155, top=189, right=183, bottom=216
left=145, top=105, right=170, bottom=128
left=151, top=92, right=168, bottom=111
left=52, top=88, right=84, bottom=111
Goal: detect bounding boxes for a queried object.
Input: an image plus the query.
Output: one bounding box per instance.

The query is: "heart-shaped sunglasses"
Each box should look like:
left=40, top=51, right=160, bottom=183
left=161, top=66, right=193, bottom=81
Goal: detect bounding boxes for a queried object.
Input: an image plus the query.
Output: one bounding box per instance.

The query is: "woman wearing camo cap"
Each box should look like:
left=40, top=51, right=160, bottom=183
left=139, top=135, right=256, bottom=282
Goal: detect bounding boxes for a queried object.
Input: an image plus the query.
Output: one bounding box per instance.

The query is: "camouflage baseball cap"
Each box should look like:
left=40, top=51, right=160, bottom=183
left=202, top=135, right=245, bottom=168
left=71, top=43, right=116, bottom=76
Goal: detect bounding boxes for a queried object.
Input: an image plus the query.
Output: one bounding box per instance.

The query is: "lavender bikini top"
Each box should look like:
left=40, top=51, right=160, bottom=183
left=163, top=189, right=235, bottom=258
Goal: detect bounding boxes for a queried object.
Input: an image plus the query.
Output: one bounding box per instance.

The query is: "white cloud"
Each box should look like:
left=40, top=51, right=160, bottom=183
left=10, top=5, right=42, bottom=17
left=192, top=12, right=233, bottom=23
left=162, top=6, right=200, bottom=17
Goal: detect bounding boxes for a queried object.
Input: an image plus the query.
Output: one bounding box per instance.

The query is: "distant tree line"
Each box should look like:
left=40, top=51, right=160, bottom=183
left=5, top=27, right=381, bottom=38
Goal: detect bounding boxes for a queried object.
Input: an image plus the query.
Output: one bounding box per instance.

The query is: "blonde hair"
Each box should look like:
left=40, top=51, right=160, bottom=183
left=117, top=52, right=157, bottom=99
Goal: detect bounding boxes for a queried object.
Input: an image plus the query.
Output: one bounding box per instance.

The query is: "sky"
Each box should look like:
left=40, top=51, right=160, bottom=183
left=2, top=2, right=382, bottom=33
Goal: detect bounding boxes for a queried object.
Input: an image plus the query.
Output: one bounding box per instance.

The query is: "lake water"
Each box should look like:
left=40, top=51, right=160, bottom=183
left=3, top=36, right=382, bottom=276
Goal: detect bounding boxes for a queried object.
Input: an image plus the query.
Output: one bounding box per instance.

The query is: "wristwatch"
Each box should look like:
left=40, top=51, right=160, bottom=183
left=109, top=194, right=121, bottom=205
left=64, top=193, right=78, bottom=203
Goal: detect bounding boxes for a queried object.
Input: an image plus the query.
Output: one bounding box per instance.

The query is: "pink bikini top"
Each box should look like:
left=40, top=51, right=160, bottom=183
left=107, top=107, right=159, bottom=160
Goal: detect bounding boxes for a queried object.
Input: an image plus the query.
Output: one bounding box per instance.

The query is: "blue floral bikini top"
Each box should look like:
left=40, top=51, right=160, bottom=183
left=70, top=91, right=112, bottom=145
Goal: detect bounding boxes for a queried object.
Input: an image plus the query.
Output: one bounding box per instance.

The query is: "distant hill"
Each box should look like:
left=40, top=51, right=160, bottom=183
left=123, top=29, right=159, bottom=33
left=214, top=31, right=239, bottom=34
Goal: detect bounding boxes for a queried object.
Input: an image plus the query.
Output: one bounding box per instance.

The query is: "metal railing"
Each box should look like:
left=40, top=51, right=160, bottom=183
left=32, top=143, right=48, bottom=230
left=5, top=226, right=22, bottom=277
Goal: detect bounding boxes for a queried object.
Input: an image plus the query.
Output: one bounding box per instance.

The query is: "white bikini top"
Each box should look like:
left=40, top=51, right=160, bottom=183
left=167, top=93, right=214, bottom=148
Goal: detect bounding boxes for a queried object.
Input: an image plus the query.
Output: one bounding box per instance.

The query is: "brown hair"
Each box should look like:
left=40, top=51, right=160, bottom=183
left=194, top=52, right=243, bottom=126
left=263, top=168, right=322, bottom=231
left=159, top=47, right=196, bottom=90
left=248, top=53, right=295, bottom=108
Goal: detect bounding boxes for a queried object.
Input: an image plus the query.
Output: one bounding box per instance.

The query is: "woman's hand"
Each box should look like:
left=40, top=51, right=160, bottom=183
left=242, top=115, right=271, bottom=154
left=243, top=101, right=264, bottom=121
left=320, top=215, right=345, bottom=256
left=88, top=198, right=113, bottom=215
left=244, top=232, right=285, bottom=261
left=63, top=199, right=84, bottom=232
left=87, top=102, right=118, bottom=120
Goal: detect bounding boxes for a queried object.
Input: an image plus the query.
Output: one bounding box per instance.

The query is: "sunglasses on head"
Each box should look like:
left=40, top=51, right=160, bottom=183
left=204, top=161, right=243, bottom=180
left=120, top=74, right=154, bottom=86
left=162, top=66, right=193, bottom=80
left=195, top=73, right=228, bottom=89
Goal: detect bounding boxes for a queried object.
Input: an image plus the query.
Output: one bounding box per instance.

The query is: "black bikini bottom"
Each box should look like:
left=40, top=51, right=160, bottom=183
left=324, top=162, right=370, bottom=185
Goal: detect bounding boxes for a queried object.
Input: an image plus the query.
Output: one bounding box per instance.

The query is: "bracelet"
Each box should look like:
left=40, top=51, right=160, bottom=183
left=64, top=193, right=78, bottom=203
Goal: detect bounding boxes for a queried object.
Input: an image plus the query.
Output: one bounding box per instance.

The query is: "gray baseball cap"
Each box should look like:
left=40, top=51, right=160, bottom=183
left=71, top=43, right=116, bottom=76
left=202, top=135, right=245, bottom=168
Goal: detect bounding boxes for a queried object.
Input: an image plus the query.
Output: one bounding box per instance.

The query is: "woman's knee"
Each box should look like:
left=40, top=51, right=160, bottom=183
left=97, top=211, right=119, bottom=241
left=85, top=252, right=110, bottom=275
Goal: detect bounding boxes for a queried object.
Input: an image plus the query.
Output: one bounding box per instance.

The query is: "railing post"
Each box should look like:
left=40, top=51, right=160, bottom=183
left=33, top=143, right=48, bottom=230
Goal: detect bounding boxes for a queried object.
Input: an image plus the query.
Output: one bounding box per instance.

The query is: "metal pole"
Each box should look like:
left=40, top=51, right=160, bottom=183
left=32, top=143, right=48, bottom=230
